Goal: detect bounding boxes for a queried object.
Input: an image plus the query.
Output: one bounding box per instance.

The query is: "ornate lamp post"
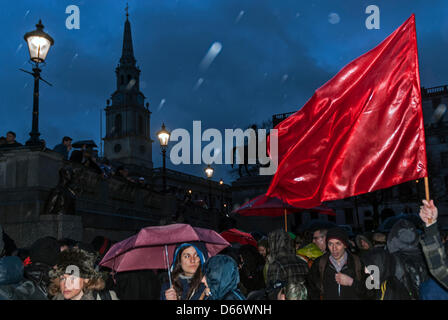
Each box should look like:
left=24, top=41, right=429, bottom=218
left=157, top=123, right=170, bottom=192
left=204, top=164, right=214, bottom=209
left=22, top=20, right=54, bottom=146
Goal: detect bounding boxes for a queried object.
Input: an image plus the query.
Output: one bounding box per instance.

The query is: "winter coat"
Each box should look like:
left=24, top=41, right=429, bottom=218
left=266, top=230, right=309, bottom=299
left=238, top=245, right=266, bottom=294
left=420, top=223, right=448, bottom=290
left=387, top=219, right=430, bottom=299
left=0, top=256, right=47, bottom=300
left=361, top=248, right=411, bottom=300
left=24, top=262, right=54, bottom=298
left=53, top=143, right=69, bottom=160
left=52, top=290, right=119, bottom=300
left=160, top=275, right=206, bottom=300
left=203, top=255, right=246, bottom=300
left=114, top=270, right=161, bottom=300
left=308, top=251, right=373, bottom=300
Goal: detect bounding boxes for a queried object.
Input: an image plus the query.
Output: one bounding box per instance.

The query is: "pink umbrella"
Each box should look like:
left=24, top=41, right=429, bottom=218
left=99, top=223, right=230, bottom=274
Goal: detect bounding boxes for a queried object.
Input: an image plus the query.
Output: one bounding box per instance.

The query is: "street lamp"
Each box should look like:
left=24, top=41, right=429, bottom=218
left=22, top=20, right=54, bottom=146
left=157, top=123, right=170, bottom=192
left=204, top=164, right=214, bottom=208
left=219, top=178, right=224, bottom=214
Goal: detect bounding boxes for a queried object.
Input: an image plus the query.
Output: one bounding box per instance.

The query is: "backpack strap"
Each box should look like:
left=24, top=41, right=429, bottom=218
left=318, top=253, right=329, bottom=298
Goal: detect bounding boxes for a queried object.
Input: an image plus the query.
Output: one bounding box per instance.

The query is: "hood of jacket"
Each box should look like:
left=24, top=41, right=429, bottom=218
left=204, top=255, right=239, bottom=300
left=0, top=256, right=24, bottom=285
left=268, top=229, right=295, bottom=259
left=387, top=219, right=420, bottom=254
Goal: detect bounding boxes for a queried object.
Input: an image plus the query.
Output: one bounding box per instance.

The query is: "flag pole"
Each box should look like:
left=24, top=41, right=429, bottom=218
left=424, top=176, right=433, bottom=224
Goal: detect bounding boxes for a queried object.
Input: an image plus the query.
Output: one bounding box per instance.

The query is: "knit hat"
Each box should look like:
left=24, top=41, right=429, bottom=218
left=49, top=248, right=104, bottom=280
left=326, top=227, right=349, bottom=248
left=29, top=236, right=60, bottom=266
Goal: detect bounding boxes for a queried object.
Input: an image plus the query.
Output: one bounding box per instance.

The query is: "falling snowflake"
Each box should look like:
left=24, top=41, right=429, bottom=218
left=282, top=74, right=289, bottom=83
left=296, top=12, right=300, bottom=18
left=157, top=98, right=166, bottom=112
left=328, top=13, right=340, bottom=24
left=16, top=43, right=23, bottom=54
left=126, top=79, right=136, bottom=91
left=194, top=78, right=204, bottom=91
left=24, top=10, right=30, bottom=18
left=235, top=10, right=245, bottom=24
left=199, top=42, right=222, bottom=71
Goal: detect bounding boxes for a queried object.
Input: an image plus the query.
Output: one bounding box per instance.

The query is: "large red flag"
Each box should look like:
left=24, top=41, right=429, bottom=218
left=266, top=14, right=427, bottom=208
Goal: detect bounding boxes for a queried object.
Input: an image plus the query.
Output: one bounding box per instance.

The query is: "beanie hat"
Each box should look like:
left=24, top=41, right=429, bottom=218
left=29, top=236, right=60, bottom=266
left=49, top=248, right=104, bottom=280
left=326, top=227, right=349, bottom=248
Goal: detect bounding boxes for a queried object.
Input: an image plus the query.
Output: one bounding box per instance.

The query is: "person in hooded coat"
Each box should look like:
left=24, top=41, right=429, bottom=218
left=386, top=219, right=430, bottom=300
left=0, top=256, right=47, bottom=300
left=362, top=247, right=410, bottom=300
left=23, top=236, right=61, bottom=299
left=201, top=255, right=246, bottom=300
left=160, top=242, right=207, bottom=300
left=266, top=229, right=309, bottom=300
left=237, top=245, right=266, bottom=295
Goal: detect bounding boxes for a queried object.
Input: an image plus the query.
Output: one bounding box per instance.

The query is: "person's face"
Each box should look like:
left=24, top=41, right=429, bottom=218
left=360, top=239, right=370, bottom=250
left=6, top=133, right=15, bottom=143
left=64, top=140, right=72, bottom=148
left=313, top=231, right=326, bottom=252
left=180, top=246, right=200, bottom=277
left=60, top=245, right=69, bottom=252
left=328, top=239, right=346, bottom=261
left=258, top=246, right=267, bottom=258
left=59, top=274, right=88, bottom=300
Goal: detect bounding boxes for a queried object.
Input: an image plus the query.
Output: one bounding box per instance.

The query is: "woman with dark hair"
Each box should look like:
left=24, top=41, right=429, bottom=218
left=160, top=242, right=207, bottom=300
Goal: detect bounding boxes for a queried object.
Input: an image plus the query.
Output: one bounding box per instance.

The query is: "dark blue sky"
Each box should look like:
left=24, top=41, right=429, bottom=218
left=1, top=0, right=447, bottom=183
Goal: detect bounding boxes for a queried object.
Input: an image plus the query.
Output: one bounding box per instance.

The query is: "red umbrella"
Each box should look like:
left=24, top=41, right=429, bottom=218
left=99, top=223, right=230, bottom=273
left=220, top=228, right=258, bottom=248
left=233, top=193, right=336, bottom=232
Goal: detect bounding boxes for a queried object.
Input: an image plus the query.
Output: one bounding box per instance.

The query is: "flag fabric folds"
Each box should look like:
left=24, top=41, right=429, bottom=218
left=266, top=14, right=427, bottom=208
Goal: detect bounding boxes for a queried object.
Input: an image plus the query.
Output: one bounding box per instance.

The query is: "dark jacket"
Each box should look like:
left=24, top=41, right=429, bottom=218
left=114, top=270, right=161, bottom=300
left=420, top=223, right=448, bottom=290
left=160, top=276, right=205, bottom=300
left=204, top=255, right=245, bottom=300
left=0, top=256, right=47, bottom=300
left=53, top=143, right=69, bottom=160
left=23, top=262, right=53, bottom=299
left=266, top=230, right=309, bottom=299
left=238, top=245, right=266, bottom=294
left=362, top=247, right=411, bottom=300
left=387, top=219, right=430, bottom=299
left=308, top=251, right=372, bottom=300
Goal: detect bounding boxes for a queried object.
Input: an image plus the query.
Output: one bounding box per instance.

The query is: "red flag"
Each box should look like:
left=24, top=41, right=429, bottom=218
left=267, top=14, right=427, bottom=208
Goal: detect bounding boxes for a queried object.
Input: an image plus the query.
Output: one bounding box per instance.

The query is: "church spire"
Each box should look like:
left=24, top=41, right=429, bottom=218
left=120, top=3, right=136, bottom=66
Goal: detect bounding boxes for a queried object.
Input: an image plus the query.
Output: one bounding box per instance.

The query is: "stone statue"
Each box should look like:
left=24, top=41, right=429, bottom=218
left=44, top=167, right=80, bottom=215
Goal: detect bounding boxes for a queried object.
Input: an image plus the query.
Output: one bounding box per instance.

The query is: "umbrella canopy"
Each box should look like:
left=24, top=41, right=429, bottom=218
left=233, top=194, right=336, bottom=217
left=99, top=223, right=230, bottom=272
left=220, top=228, right=258, bottom=248
left=72, top=140, right=98, bottom=149
left=378, top=214, right=423, bottom=233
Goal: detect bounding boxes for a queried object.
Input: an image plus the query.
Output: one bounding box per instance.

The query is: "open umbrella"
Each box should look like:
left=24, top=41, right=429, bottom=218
left=233, top=193, right=336, bottom=232
left=99, top=223, right=230, bottom=274
left=72, top=140, right=98, bottom=149
left=220, top=228, right=258, bottom=248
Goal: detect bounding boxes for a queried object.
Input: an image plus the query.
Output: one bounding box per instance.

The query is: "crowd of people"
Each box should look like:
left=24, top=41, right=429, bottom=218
left=0, top=199, right=446, bottom=300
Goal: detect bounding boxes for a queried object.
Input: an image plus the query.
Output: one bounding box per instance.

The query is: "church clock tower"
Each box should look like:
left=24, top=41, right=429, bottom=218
left=103, top=9, right=153, bottom=171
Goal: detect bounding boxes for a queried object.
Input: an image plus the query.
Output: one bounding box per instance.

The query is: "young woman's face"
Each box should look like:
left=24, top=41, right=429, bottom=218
left=59, top=274, right=88, bottom=300
left=180, top=246, right=201, bottom=277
